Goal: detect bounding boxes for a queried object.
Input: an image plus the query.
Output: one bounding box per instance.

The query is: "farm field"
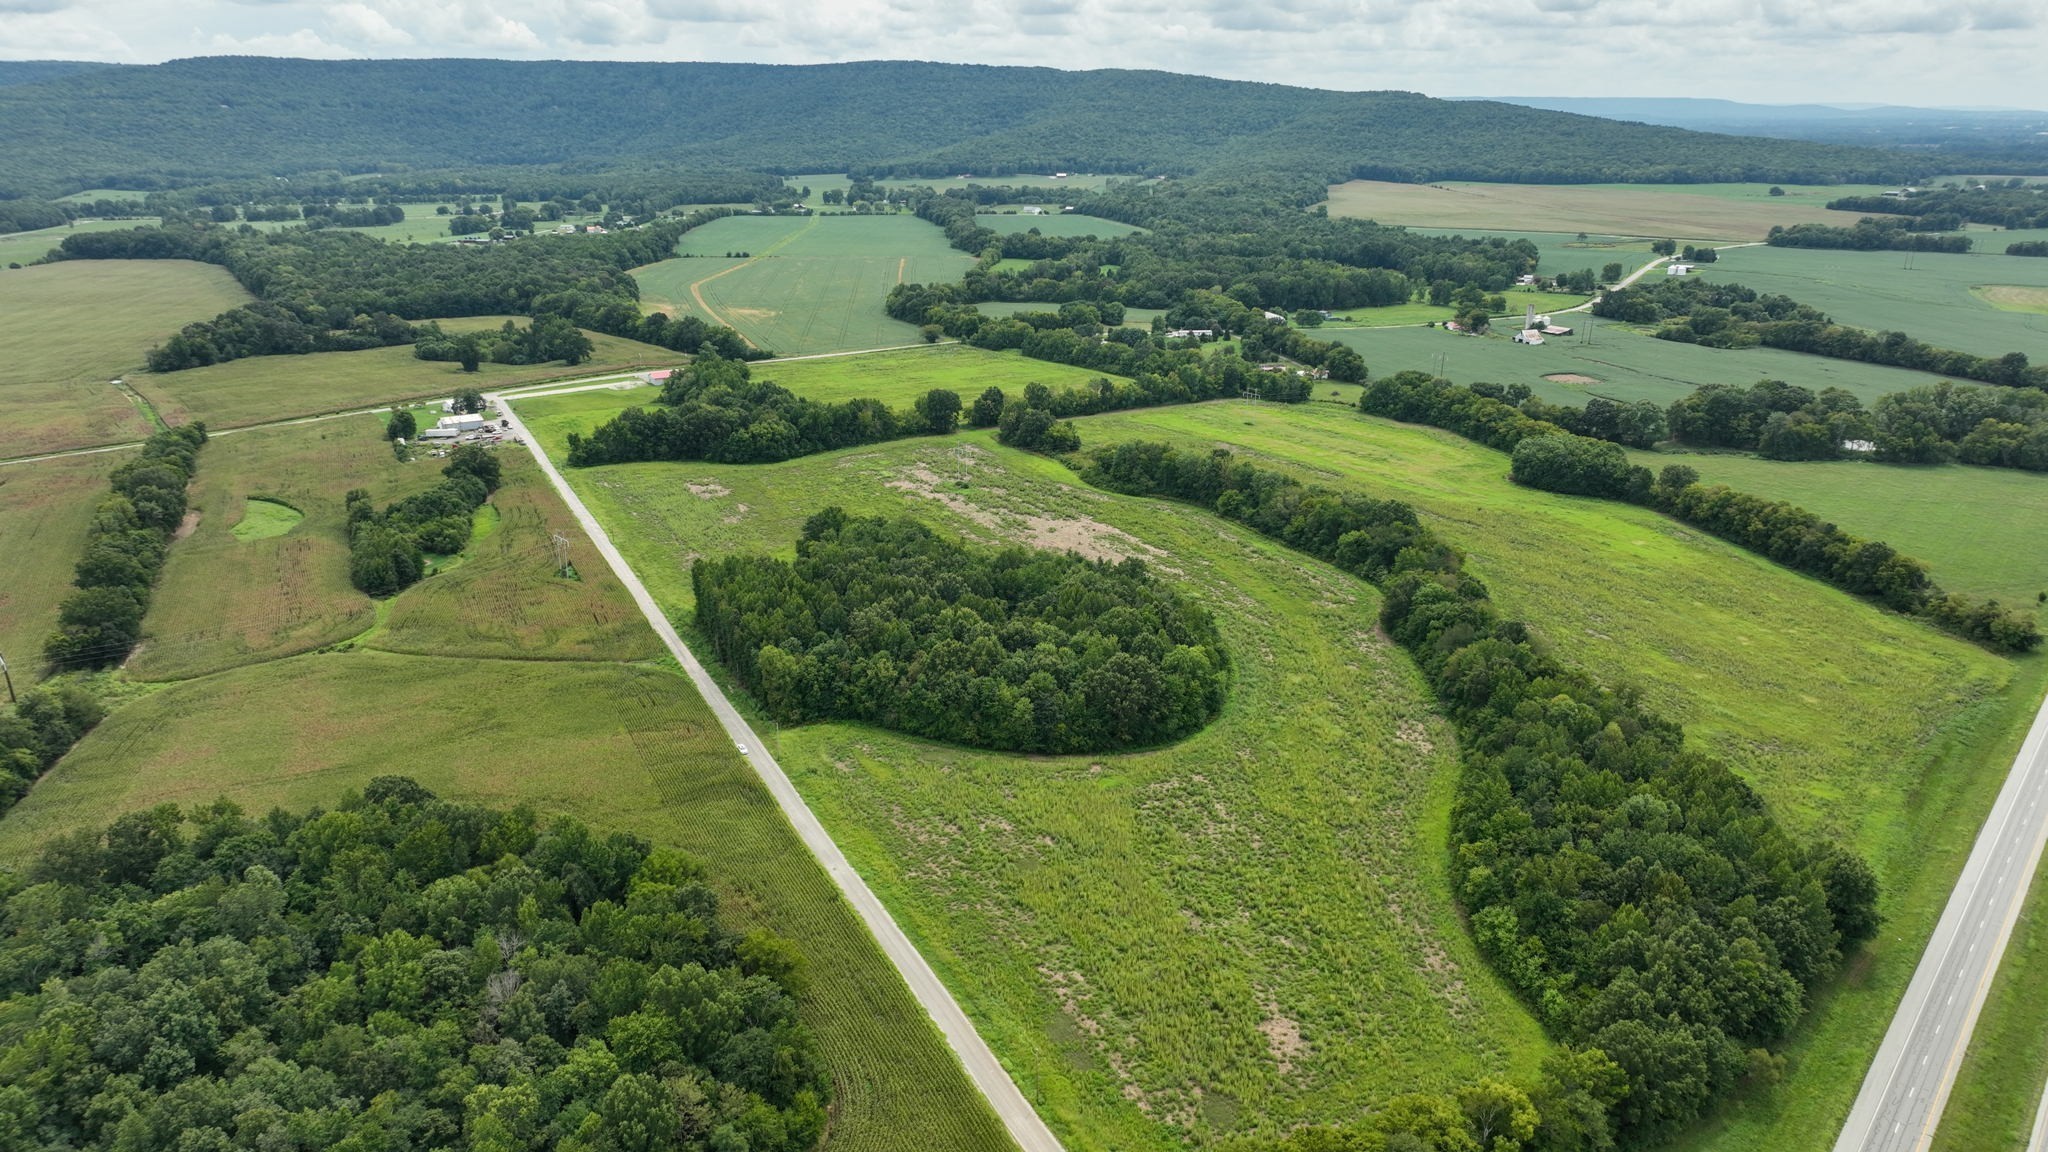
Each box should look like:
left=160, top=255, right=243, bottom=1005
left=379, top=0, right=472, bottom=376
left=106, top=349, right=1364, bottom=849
left=793, top=172, right=1124, bottom=200
left=0, top=649, right=1013, bottom=1152
left=1974, top=284, right=2048, bottom=315
left=134, top=318, right=670, bottom=433
left=1312, top=288, right=1593, bottom=329
left=975, top=301, right=1167, bottom=328
left=0, top=217, right=161, bottom=266
left=1698, top=244, right=2048, bottom=360
left=1628, top=452, right=2048, bottom=614
left=976, top=212, right=1144, bottom=237
left=1322, top=319, right=1952, bottom=407
left=0, top=451, right=126, bottom=685
left=1323, top=180, right=1887, bottom=239
left=1078, top=400, right=2048, bottom=1152
left=511, top=403, right=1552, bottom=1150
left=0, top=260, right=253, bottom=456
left=635, top=214, right=974, bottom=355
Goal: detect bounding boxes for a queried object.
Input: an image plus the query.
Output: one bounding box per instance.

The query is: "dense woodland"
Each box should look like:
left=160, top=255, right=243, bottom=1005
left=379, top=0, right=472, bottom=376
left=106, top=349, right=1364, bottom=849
left=0, top=779, right=827, bottom=1151
left=347, top=444, right=502, bottom=596
left=1083, top=439, right=1880, bottom=1149
left=0, top=681, right=104, bottom=821
left=0, top=59, right=1920, bottom=200
left=1359, top=372, right=2040, bottom=652
left=44, top=424, right=208, bottom=671
left=695, top=510, right=1229, bottom=753
left=1592, top=276, right=2047, bottom=390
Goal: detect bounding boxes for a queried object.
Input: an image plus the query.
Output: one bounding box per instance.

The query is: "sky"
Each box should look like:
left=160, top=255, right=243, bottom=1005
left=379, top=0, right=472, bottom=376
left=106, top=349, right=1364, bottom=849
left=0, top=0, right=2042, bottom=105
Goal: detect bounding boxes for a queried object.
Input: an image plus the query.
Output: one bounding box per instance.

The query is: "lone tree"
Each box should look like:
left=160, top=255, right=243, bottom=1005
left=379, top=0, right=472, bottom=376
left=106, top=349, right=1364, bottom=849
left=452, top=387, right=486, bottom=414
left=386, top=409, right=416, bottom=441
left=913, top=388, right=962, bottom=435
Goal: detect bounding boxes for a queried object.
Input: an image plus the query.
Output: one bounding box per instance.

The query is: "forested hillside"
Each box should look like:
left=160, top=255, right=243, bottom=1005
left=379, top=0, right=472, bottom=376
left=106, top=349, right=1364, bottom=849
left=0, top=57, right=1916, bottom=197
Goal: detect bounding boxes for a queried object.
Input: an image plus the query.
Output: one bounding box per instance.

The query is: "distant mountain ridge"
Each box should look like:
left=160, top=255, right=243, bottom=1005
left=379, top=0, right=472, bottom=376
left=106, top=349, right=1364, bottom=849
left=1484, top=97, right=2048, bottom=164
left=0, top=57, right=1927, bottom=198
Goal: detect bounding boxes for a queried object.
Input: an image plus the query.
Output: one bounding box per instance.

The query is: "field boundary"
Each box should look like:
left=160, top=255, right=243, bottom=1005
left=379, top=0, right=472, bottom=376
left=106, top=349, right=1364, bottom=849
left=494, top=388, right=1060, bottom=1152
left=685, top=214, right=822, bottom=342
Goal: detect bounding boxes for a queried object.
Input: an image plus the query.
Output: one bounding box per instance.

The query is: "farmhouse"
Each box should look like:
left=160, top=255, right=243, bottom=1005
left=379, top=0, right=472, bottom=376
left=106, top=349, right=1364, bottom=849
left=642, top=368, right=674, bottom=385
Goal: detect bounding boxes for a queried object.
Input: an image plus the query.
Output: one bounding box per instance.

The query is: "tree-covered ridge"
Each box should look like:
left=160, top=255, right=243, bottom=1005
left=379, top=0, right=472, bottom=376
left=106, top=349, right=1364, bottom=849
left=1591, top=275, right=2048, bottom=390
left=0, top=58, right=1919, bottom=199
left=0, top=778, right=826, bottom=1152
left=1081, top=440, right=1881, bottom=1148
left=694, top=509, right=1229, bottom=754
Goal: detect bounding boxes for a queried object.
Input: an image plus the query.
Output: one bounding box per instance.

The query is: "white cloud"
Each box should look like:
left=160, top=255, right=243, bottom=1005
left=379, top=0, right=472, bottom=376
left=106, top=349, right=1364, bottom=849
left=330, top=2, right=412, bottom=45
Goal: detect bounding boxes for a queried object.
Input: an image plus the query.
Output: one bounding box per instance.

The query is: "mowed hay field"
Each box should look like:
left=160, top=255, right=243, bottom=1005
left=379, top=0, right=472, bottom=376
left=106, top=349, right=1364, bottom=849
left=514, top=399, right=1551, bottom=1150
left=1627, top=452, right=2048, bottom=615
left=1977, top=284, right=2048, bottom=314
left=0, top=451, right=126, bottom=683
left=0, top=260, right=252, bottom=455
left=634, top=215, right=974, bottom=355
left=1077, top=400, right=2047, bottom=1152
left=1322, top=320, right=1953, bottom=408
left=0, top=651, right=1013, bottom=1152
left=135, top=318, right=672, bottom=432
left=1698, top=244, right=2048, bottom=360
left=1323, top=180, right=1887, bottom=240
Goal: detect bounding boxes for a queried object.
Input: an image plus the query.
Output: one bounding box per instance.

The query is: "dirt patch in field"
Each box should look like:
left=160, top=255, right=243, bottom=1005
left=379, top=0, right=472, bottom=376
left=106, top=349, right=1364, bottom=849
left=1543, top=373, right=1603, bottom=385
left=725, top=307, right=780, bottom=323
left=883, top=451, right=1177, bottom=569
left=173, top=510, right=201, bottom=541
left=685, top=480, right=730, bottom=499
left=1258, top=1003, right=1306, bottom=1075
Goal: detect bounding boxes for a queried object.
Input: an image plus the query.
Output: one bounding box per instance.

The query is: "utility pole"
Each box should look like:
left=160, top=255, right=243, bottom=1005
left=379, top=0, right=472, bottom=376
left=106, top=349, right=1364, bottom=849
left=551, top=531, right=572, bottom=577
left=0, top=651, right=14, bottom=705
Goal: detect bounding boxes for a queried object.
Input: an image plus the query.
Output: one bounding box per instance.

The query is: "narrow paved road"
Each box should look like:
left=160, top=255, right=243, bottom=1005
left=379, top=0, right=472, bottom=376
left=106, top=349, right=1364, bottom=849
left=1835, top=688, right=2048, bottom=1152
left=492, top=391, right=1063, bottom=1152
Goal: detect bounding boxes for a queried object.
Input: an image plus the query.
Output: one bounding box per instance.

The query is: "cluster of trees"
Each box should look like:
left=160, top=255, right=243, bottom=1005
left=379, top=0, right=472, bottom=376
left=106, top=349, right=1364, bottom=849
left=695, top=510, right=1228, bottom=752
left=1359, top=371, right=1577, bottom=454
left=1825, top=184, right=2048, bottom=231
left=0, top=681, right=105, bottom=819
left=1665, top=380, right=1873, bottom=460
left=0, top=195, right=149, bottom=237
left=346, top=444, right=501, bottom=596
left=1765, top=218, right=1974, bottom=252
left=414, top=317, right=595, bottom=370
left=1865, top=381, right=2048, bottom=469
left=303, top=201, right=405, bottom=229
left=1594, top=276, right=2047, bottom=390
left=1084, top=437, right=1879, bottom=1146
left=2011, top=241, right=2048, bottom=257
left=992, top=391, right=1082, bottom=454
left=0, top=778, right=826, bottom=1152
left=1509, top=434, right=1647, bottom=500
left=44, top=424, right=209, bottom=670
left=147, top=302, right=416, bottom=372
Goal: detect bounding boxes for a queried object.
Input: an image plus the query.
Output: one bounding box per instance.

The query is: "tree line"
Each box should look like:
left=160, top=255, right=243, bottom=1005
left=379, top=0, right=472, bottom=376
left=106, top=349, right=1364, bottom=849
left=1765, top=218, right=1974, bottom=252
left=1081, top=438, right=1880, bottom=1149
left=0, top=681, right=105, bottom=821
left=1593, top=275, right=2046, bottom=390
left=0, top=777, right=826, bottom=1151
left=695, top=509, right=1229, bottom=753
left=414, top=317, right=595, bottom=371
left=347, top=444, right=502, bottom=596
left=1657, top=378, right=2048, bottom=472
left=1825, top=183, right=2048, bottom=231
left=2011, top=242, right=2048, bottom=257
left=44, top=424, right=209, bottom=670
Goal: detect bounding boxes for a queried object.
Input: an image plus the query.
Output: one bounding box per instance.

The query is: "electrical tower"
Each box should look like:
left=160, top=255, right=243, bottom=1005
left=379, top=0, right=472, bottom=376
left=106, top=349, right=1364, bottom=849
left=551, top=532, right=573, bottom=577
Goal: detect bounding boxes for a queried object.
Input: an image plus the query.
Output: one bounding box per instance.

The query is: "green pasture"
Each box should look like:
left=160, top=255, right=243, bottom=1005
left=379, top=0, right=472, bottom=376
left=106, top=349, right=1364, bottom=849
left=1307, top=287, right=1591, bottom=330
left=0, top=218, right=161, bottom=267
left=0, top=450, right=127, bottom=684
left=635, top=215, right=973, bottom=355
left=228, top=496, right=302, bottom=541
left=974, top=301, right=1167, bottom=328
left=1322, top=320, right=1954, bottom=408
left=976, top=212, right=1143, bottom=237
left=1698, top=244, right=2048, bottom=360
left=1630, top=452, right=2048, bottom=614
left=0, top=259, right=253, bottom=456
left=1077, top=400, right=2047, bottom=1152
left=504, top=409, right=1551, bottom=1149
left=52, top=188, right=152, bottom=203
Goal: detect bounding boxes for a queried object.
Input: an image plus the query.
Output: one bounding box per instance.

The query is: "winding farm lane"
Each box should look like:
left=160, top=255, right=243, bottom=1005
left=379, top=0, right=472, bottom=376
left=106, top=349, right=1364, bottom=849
left=491, top=390, right=1064, bottom=1152
left=1834, top=688, right=2048, bottom=1152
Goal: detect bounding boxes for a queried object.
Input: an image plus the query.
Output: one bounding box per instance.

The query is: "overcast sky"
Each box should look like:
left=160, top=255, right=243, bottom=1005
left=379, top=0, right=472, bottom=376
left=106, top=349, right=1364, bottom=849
left=1, top=0, right=2041, bottom=106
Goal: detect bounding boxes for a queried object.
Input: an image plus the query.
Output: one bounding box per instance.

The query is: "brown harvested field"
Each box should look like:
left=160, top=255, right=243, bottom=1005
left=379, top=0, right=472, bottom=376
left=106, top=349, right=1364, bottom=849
left=0, top=260, right=253, bottom=456
left=130, top=413, right=660, bottom=681
left=1322, top=180, right=1885, bottom=240
left=136, top=316, right=678, bottom=434
left=0, top=450, right=128, bottom=683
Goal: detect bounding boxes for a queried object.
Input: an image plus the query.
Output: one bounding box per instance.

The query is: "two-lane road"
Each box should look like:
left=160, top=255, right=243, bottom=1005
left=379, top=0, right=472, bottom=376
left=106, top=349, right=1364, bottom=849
left=1835, top=688, right=2048, bottom=1152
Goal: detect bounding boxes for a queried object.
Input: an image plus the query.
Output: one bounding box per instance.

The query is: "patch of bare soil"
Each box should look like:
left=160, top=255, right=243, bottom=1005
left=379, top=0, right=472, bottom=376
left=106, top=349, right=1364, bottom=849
left=1543, top=372, right=1602, bottom=385
left=1258, top=1003, right=1306, bottom=1075
left=685, top=480, right=730, bottom=499
left=173, top=510, right=202, bottom=541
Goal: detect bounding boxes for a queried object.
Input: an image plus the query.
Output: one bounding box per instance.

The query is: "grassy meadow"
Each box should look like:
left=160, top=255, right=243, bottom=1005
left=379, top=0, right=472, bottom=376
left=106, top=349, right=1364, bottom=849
left=1698, top=244, right=2048, bottom=360
left=0, top=260, right=253, bottom=456
left=634, top=215, right=974, bottom=355
left=976, top=212, right=1144, bottom=237
left=0, top=218, right=162, bottom=267
left=1323, top=180, right=1886, bottom=240
left=1074, top=400, right=2048, bottom=1152
left=506, top=399, right=1552, bottom=1149
left=0, top=451, right=127, bottom=684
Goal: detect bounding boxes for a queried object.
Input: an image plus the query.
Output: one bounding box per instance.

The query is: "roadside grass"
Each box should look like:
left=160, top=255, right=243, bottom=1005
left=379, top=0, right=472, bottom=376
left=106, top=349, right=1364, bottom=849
left=976, top=213, right=1144, bottom=237
left=1929, top=843, right=2048, bottom=1152
left=1076, top=399, right=2048, bottom=1152
left=0, top=451, right=126, bottom=685
left=134, top=321, right=669, bottom=433
left=0, top=260, right=253, bottom=455
left=1697, top=245, right=2048, bottom=361
left=1321, top=320, right=1954, bottom=408
left=1625, top=452, right=2048, bottom=614
left=0, top=218, right=163, bottom=267
left=0, top=650, right=1015, bottom=1152
left=513, top=403, right=1554, bottom=1150
left=634, top=215, right=974, bottom=354
left=1322, top=180, right=1887, bottom=239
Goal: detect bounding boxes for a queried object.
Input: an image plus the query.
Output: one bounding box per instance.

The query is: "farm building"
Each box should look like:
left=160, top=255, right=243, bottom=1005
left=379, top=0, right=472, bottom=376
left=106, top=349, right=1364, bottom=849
left=1543, top=324, right=1574, bottom=337
left=1513, top=329, right=1546, bottom=345
left=1667, top=263, right=1694, bottom=276
left=642, top=369, right=674, bottom=385
left=1020, top=206, right=1046, bottom=215
left=439, top=414, right=486, bottom=433
left=1262, top=311, right=1286, bottom=322
left=420, top=427, right=460, bottom=441
left=1165, top=328, right=1215, bottom=339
